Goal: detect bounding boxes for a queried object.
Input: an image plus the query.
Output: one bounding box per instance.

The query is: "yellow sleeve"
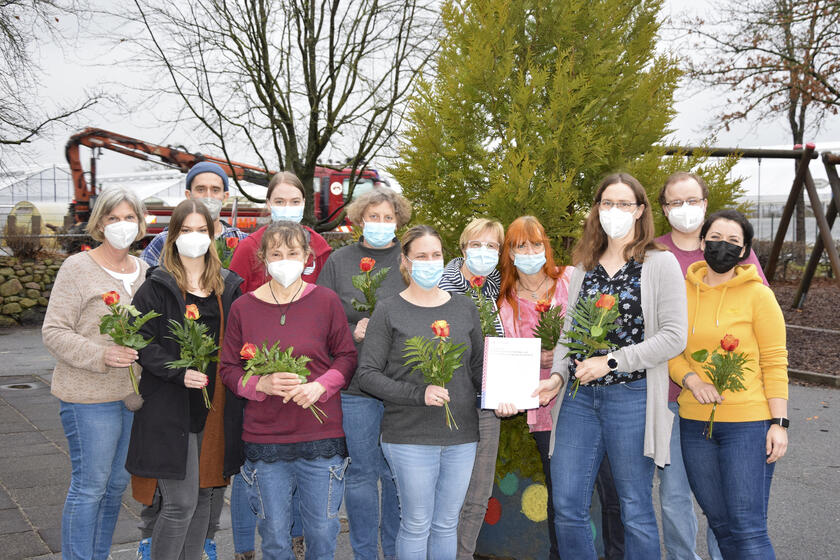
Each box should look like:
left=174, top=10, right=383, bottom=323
left=669, top=352, right=693, bottom=386
left=753, top=287, right=789, bottom=400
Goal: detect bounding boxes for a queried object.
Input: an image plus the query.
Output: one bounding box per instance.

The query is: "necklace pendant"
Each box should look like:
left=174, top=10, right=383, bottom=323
left=280, top=314, right=286, bottom=326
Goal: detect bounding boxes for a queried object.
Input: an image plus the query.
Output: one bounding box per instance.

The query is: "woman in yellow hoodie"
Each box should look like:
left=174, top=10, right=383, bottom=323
left=669, top=209, right=788, bottom=560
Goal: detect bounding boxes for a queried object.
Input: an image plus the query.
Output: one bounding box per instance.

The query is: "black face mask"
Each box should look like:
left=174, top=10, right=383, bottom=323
left=703, top=240, right=744, bottom=273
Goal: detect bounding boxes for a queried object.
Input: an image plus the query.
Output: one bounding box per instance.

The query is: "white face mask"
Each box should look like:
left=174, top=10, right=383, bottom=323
left=198, top=197, right=223, bottom=221
left=267, top=259, right=304, bottom=288
left=175, top=231, right=212, bottom=259
left=667, top=203, right=705, bottom=233
left=599, top=207, right=636, bottom=240
left=103, top=221, right=139, bottom=250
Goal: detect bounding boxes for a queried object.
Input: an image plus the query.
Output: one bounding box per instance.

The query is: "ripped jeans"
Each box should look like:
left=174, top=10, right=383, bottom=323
left=240, top=455, right=349, bottom=560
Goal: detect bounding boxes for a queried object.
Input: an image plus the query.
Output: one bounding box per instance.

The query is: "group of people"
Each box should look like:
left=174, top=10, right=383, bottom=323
left=42, top=161, right=789, bottom=560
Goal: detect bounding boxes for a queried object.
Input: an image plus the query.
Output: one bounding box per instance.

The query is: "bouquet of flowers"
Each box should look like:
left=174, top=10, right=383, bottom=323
left=403, top=320, right=467, bottom=430
left=215, top=236, right=239, bottom=268
left=466, top=276, right=500, bottom=337
left=533, top=298, right=565, bottom=351
left=351, top=257, right=391, bottom=313
left=563, top=293, right=621, bottom=398
left=166, top=304, right=218, bottom=409
left=99, top=291, right=161, bottom=410
left=239, top=341, right=327, bottom=423
left=690, top=334, right=750, bottom=438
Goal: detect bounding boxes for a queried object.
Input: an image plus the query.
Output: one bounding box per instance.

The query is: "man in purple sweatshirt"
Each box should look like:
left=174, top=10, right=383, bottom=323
left=655, top=171, right=768, bottom=560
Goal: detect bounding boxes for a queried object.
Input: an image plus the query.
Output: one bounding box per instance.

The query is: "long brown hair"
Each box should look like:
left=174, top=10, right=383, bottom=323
left=161, top=199, right=225, bottom=295
left=498, top=216, right=564, bottom=318
left=572, top=173, right=661, bottom=270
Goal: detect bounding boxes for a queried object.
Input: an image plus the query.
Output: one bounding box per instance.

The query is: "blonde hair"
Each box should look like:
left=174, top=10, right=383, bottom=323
left=345, top=188, right=413, bottom=228
left=86, top=187, right=146, bottom=242
left=161, top=200, right=225, bottom=295
left=459, top=218, right=504, bottom=251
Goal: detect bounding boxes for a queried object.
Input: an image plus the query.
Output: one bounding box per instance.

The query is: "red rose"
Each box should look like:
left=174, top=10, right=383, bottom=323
left=226, top=237, right=239, bottom=249
left=360, top=257, right=375, bottom=272
left=535, top=299, right=551, bottom=313
left=469, top=276, right=486, bottom=289
left=240, top=342, right=258, bottom=361
left=720, top=334, right=739, bottom=352
left=80, top=244, right=92, bottom=252
left=185, top=304, right=200, bottom=321
left=595, top=293, right=616, bottom=310
left=102, top=291, right=120, bottom=306
left=431, top=319, right=450, bottom=338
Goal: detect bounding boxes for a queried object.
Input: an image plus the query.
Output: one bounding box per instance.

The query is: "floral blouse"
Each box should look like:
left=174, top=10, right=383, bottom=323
left=568, top=258, right=646, bottom=386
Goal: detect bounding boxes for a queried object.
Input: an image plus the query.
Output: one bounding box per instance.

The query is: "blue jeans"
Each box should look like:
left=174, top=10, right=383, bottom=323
left=680, top=418, right=776, bottom=560
left=381, top=441, right=477, bottom=560
left=59, top=400, right=133, bottom=560
left=240, top=455, right=349, bottom=560
left=659, top=402, right=702, bottom=560
left=342, top=393, right=399, bottom=559
left=550, top=378, right=659, bottom=560
left=231, top=474, right=304, bottom=553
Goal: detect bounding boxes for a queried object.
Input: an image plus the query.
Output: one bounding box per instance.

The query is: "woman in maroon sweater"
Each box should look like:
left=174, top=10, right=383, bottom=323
left=219, top=221, right=356, bottom=559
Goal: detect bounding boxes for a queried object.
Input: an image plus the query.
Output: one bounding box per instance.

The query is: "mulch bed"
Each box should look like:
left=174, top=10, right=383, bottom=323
left=771, top=278, right=840, bottom=377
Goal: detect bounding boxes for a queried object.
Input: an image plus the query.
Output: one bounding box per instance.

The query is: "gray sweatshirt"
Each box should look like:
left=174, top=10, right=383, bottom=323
left=316, top=240, right=406, bottom=396
left=356, top=293, right=485, bottom=445
left=549, top=250, right=687, bottom=467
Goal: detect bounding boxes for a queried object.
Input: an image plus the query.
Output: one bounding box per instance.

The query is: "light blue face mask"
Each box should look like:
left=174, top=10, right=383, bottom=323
left=409, top=258, right=444, bottom=289
left=271, top=204, right=304, bottom=223
left=465, top=247, right=499, bottom=277
left=513, top=251, right=546, bottom=275
left=363, top=221, right=397, bottom=248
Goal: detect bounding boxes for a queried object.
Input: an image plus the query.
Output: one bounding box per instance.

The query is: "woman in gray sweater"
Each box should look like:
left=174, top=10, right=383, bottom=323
left=357, top=225, right=485, bottom=560
left=545, top=173, right=687, bottom=560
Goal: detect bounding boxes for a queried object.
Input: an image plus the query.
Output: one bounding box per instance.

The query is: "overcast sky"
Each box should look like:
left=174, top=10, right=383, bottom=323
left=15, top=0, right=840, bottom=197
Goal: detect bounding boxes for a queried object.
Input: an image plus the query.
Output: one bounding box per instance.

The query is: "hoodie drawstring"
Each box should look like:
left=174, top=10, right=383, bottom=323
left=691, top=283, right=700, bottom=335
left=715, top=285, right=729, bottom=327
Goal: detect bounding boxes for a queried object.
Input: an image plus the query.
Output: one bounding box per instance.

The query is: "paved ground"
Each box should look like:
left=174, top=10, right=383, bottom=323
left=1, top=326, right=838, bottom=559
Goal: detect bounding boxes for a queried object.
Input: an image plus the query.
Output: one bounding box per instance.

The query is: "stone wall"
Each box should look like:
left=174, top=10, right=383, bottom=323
left=0, top=255, right=66, bottom=328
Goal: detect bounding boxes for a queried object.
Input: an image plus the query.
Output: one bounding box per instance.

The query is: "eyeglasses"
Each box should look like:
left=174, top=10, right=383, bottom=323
left=663, top=198, right=705, bottom=209
left=599, top=200, right=638, bottom=211
left=466, top=240, right=501, bottom=251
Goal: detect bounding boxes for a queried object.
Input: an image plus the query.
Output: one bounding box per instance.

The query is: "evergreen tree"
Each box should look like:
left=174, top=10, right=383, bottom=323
left=394, top=0, right=743, bottom=258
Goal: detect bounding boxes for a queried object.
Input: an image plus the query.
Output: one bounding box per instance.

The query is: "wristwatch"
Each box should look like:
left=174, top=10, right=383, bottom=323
left=769, top=417, right=790, bottom=429
left=606, top=352, right=618, bottom=371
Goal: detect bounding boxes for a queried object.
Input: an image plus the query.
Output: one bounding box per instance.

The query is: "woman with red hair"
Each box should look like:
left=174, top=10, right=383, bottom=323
left=496, top=215, right=572, bottom=560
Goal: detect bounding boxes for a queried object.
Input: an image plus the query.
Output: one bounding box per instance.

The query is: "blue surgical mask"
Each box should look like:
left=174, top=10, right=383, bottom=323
left=409, top=258, right=444, bottom=289
left=271, top=204, right=304, bottom=223
left=363, top=221, right=397, bottom=248
left=514, top=252, right=546, bottom=275
left=465, top=247, right=499, bottom=277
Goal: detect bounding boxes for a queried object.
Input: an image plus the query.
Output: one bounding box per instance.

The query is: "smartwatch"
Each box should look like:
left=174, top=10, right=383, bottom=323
left=769, top=417, right=790, bottom=429
left=606, top=352, right=618, bottom=371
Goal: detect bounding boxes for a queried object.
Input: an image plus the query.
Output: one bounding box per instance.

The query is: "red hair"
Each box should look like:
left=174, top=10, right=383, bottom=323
left=498, top=216, right=565, bottom=319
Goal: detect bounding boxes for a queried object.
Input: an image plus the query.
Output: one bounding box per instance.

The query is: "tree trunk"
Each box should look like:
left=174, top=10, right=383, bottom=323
left=793, top=130, right=806, bottom=265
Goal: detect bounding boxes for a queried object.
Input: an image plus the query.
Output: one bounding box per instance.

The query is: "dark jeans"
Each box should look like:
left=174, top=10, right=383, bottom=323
left=681, top=418, right=776, bottom=560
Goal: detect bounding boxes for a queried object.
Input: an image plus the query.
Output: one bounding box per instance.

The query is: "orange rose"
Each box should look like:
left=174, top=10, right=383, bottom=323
left=80, top=244, right=92, bottom=252
left=595, top=293, right=616, bottom=310
left=240, top=342, right=258, bottom=361
left=102, top=291, right=120, bottom=306
left=226, top=237, right=239, bottom=249
left=185, top=304, right=200, bottom=321
left=431, top=319, right=450, bottom=338
left=469, top=276, right=486, bottom=289
left=360, top=257, right=376, bottom=272
left=535, top=299, right=551, bottom=313
left=720, top=334, right=739, bottom=352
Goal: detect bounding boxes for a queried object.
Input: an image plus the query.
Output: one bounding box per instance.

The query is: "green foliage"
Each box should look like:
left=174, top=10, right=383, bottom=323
left=495, top=413, right=544, bottom=483
left=691, top=345, right=750, bottom=437
left=467, top=283, right=501, bottom=337
left=165, top=318, right=219, bottom=375
left=214, top=237, right=236, bottom=268
left=393, top=0, right=745, bottom=259
left=240, top=342, right=312, bottom=388
left=533, top=305, right=565, bottom=351
left=351, top=266, right=391, bottom=314
left=99, top=303, right=160, bottom=351
left=564, top=295, right=621, bottom=358
left=403, top=330, right=467, bottom=429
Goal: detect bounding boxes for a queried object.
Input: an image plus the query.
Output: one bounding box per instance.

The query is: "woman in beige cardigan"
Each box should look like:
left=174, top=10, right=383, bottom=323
left=42, top=187, right=149, bottom=560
